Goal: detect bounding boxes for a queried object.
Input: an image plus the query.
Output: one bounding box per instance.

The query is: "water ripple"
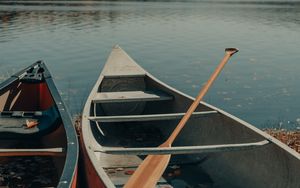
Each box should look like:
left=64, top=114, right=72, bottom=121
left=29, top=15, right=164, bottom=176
left=1, top=1, right=300, bottom=128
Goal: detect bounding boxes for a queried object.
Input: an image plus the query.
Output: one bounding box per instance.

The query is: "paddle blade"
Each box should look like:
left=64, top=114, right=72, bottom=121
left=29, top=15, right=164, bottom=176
left=124, top=154, right=171, bottom=188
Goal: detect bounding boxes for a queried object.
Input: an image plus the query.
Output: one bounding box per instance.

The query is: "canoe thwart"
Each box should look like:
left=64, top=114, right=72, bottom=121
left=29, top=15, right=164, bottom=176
left=0, top=111, right=43, bottom=117
left=103, top=74, right=145, bottom=79
left=0, top=147, right=65, bottom=157
left=94, top=140, right=270, bottom=155
left=0, top=107, right=60, bottom=138
left=92, top=90, right=173, bottom=103
left=88, top=110, right=218, bottom=122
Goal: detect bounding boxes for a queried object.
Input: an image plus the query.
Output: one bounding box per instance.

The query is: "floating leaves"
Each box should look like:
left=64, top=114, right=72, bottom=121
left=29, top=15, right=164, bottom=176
left=0, top=156, right=57, bottom=188
left=265, top=129, right=300, bottom=153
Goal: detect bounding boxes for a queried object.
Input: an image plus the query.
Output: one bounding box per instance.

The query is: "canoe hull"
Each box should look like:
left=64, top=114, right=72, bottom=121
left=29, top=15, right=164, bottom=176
left=79, top=127, right=106, bottom=188
left=71, top=168, right=78, bottom=188
left=81, top=46, right=300, bottom=188
left=0, top=61, right=78, bottom=188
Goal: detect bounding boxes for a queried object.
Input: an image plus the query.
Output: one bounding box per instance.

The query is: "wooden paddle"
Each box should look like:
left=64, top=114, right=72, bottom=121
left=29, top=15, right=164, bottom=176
left=124, top=48, right=239, bottom=188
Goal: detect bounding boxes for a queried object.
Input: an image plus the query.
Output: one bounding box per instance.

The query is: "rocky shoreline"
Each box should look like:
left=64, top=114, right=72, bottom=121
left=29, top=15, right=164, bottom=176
left=265, top=129, right=300, bottom=153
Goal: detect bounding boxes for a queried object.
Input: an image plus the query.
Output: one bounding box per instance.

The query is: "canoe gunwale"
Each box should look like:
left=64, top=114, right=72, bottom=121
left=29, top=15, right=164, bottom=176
left=82, top=74, right=116, bottom=188
left=42, top=65, right=79, bottom=188
left=0, top=77, right=18, bottom=91
left=201, top=101, right=300, bottom=160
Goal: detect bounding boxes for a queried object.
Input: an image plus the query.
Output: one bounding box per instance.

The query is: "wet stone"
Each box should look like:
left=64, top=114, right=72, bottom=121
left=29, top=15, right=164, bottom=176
left=265, top=129, right=300, bottom=153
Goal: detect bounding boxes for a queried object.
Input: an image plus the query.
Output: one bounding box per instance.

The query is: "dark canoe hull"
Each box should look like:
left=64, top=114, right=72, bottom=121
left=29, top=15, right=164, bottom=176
left=81, top=46, right=300, bottom=188
left=0, top=61, right=78, bottom=188
left=79, top=128, right=106, bottom=188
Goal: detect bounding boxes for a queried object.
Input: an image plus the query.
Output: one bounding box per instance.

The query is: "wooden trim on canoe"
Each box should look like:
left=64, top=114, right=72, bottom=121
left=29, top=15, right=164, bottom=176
left=93, top=140, right=269, bottom=155
left=88, top=111, right=218, bottom=122
left=0, top=147, right=65, bottom=157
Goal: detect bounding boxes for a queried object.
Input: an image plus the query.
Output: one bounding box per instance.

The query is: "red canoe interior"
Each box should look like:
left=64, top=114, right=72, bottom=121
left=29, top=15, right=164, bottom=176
left=0, top=80, right=70, bottom=187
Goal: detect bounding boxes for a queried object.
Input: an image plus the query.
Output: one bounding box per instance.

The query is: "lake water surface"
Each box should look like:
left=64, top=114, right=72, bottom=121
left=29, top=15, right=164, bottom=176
left=1, top=0, right=300, bottom=129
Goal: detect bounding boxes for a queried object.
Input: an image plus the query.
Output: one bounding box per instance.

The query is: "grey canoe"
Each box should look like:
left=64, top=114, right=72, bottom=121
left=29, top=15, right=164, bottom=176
left=81, top=45, right=300, bottom=188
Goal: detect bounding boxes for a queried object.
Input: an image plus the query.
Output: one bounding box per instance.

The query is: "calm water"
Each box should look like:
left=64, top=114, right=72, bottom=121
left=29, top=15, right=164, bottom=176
left=1, top=1, right=300, bottom=129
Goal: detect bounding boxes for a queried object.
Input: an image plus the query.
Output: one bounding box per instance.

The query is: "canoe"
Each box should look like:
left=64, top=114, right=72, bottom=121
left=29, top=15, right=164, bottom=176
left=0, top=61, right=78, bottom=187
left=81, top=45, right=300, bottom=188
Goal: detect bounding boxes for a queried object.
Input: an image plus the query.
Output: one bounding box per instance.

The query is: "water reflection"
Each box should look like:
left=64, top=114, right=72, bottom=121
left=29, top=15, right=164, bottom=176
left=1, top=1, right=300, bottom=129
left=1, top=1, right=300, bottom=38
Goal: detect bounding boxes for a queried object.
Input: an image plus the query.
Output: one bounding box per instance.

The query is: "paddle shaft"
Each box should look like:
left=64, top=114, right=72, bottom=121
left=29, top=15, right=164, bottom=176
left=124, top=48, right=239, bottom=188
left=166, top=48, right=238, bottom=145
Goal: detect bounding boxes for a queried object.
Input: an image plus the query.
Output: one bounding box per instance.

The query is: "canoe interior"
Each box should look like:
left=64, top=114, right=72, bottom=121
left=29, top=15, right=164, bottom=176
left=89, top=75, right=300, bottom=188
left=0, top=77, right=67, bottom=187
left=91, top=75, right=263, bottom=147
left=0, top=81, right=53, bottom=112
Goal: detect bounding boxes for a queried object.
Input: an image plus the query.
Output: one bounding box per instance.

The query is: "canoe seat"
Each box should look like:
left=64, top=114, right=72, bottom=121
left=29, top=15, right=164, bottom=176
left=94, top=140, right=269, bottom=155
left=0, top=147, right=65, bottom=157
left=0, top=106, right=60, bottom=138
left=103, top=74, right=145, bottom=79
left=92, top=90, right=173, bottom=103
left=88, top=110, right=218, bottom=122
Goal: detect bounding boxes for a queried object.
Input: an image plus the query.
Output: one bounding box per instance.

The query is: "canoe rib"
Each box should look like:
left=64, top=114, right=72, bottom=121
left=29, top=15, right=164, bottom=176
left=94, top=140, right=269, bottom=155
left=92, top=91, right=173, bottom=103
left=0, top=147, right=65, bottom=157
left=88, top=111, right=218, bottom=122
